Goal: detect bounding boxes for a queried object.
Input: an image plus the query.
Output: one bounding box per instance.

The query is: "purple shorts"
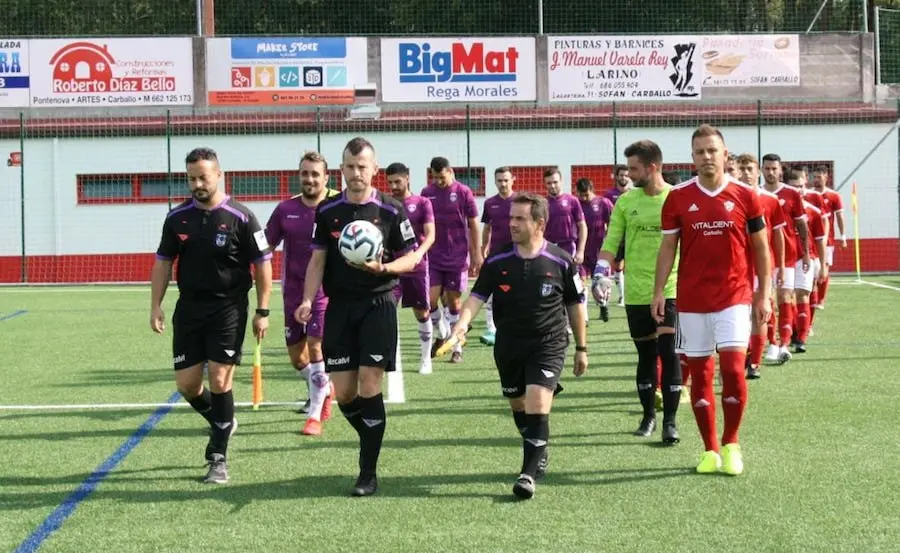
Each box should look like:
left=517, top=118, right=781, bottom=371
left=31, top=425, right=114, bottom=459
left=581, top=256, right=597, bottom=278
left=394, top=272, right=430, bottom=310
left=429, top=267, right=468, bottom=294
left=284, top=301, right=326, bottom=346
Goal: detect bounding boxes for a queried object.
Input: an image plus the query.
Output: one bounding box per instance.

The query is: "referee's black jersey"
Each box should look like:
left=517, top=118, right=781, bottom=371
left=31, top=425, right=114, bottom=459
left=471, top=241, right=585, bottom=338
left=312, top=188, right=416, bottom=299
left=156, top=196, right=272, bottom=301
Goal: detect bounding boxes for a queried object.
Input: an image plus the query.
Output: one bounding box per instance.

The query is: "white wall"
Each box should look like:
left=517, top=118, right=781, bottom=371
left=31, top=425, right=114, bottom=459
left=0, top=123, right=895, bottom=257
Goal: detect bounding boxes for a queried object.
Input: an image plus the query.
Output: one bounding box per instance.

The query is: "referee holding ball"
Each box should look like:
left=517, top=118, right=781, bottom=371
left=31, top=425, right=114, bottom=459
left=295, top=137, right=419, bottom=497
left=449, top=192, right=588, bottom=500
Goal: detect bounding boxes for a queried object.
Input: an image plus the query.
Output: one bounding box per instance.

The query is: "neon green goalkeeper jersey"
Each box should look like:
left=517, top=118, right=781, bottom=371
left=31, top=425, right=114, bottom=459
left=600, top=185, right=678, bottom=305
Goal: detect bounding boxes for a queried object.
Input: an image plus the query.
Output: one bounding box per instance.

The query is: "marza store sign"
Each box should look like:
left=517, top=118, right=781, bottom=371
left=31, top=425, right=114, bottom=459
left=380, top=38, right=536, bottom=103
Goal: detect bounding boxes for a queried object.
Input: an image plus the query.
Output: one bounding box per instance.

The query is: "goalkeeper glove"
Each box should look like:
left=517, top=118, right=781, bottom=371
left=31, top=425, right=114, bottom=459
left=591, top=259, right=613, bottom=305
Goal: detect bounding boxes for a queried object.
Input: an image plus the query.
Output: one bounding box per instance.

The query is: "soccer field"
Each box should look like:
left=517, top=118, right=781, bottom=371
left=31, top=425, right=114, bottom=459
left=2, top=277, right=899, bottom=553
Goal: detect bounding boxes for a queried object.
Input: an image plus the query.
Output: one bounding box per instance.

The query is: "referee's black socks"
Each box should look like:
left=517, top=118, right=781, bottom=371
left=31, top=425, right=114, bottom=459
left=340, top=394, right=387, bottom=475
left=209, top=390, right=235, bottom=457
left=512, top=410, right=527, bottom=436
left=657, top=333, right=682, bottom=423
left=521, top=414, right=549, bottom=478
left=187, top=386, right=214, bottom=425
left=635, top=339, right=658, bottom=418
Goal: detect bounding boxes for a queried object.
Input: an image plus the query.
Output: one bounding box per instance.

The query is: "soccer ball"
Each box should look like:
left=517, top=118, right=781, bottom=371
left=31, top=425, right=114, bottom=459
left=338, top=220, right=384, bottom=265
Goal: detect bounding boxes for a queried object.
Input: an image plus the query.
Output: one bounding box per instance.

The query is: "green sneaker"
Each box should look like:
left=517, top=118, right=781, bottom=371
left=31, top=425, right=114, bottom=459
left=720, top=443, right=744, bottom=476
left=696, top=450, right=722, bottom=474
left=479, top=331, right=496, bottom=346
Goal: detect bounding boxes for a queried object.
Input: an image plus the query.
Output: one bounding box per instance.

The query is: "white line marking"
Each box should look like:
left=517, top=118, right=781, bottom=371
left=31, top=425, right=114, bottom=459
left=860, top=280, right=900, bottom=292
left=0, top=398, right=404, bottom=411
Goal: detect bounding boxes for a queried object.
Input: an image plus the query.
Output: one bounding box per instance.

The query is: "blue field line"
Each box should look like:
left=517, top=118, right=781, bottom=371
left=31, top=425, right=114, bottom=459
left=13, top=391, right=182, bottom=553
left=0, top=309, right=27, bottom=321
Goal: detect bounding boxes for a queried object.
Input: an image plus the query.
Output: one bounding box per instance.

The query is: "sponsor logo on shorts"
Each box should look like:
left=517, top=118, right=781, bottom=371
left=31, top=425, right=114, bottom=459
left=327, top=356, right=350, bottom=366
left=173, top=354, right=185, bottom=364
left=502, top=386, right=519, bottom=394
left=224, top=349, right=236, bottom=357
left=369, top=354, right=384, bottom=362
left=541, top=369, right=555, bottom=379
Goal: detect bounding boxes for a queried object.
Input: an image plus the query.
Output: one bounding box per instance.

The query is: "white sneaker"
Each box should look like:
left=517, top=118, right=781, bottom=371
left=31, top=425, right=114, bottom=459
left=617, top=298, right=625, bottom=307
left=418, top=361, right=433, bottom=375
left=808, top=326, right=815, bottom=337
left=765, top=344, right=780, bottom=363
left=778, top=345, right=793, bottom=364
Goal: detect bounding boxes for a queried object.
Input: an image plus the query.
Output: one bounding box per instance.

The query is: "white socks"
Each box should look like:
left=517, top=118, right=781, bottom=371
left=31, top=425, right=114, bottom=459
left=417, top=318, right=433, bottom=365
left=306, top=361, right=330, bottom=421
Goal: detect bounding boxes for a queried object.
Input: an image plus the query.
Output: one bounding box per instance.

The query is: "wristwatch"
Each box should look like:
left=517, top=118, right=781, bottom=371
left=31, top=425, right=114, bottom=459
left=575, top=345, right=588, bottom=353
left=255, top=308, right=270, bottom=317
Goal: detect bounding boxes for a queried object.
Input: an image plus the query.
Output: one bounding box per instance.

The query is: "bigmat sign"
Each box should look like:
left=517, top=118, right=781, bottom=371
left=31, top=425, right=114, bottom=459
left=380, top=38, right=536, bottom=103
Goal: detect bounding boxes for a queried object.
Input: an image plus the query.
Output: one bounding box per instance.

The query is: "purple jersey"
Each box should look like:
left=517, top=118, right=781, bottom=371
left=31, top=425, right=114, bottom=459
left=545, top=193, right=584, bottom=251
left=581, top=195, right=613, bottom=260
left=481, top=193, right=514, bottom=254
left=420, top=181, right=478, bottom=271
left=401, top=194, right=434, bottom=273
left=604, top=187, right=625, bottom=205
left=265, top=196, right=326, bottom=306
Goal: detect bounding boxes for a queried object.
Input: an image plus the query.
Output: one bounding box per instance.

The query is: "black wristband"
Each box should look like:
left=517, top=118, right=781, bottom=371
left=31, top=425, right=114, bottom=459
left=255, top=308, right=270, bottom=317
left=575, top=345, right=588, bottom=353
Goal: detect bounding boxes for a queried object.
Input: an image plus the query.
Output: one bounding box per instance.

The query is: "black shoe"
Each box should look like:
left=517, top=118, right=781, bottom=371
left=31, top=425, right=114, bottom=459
left=633, top=416, right=656, bottom=437
left=351, top=472, right=378, bottom=497
left=203, top=454, right=229, bottom=484
left=599, top=305, right=609, bottom=322
left=295, top=398, right=310, bottom=414
left=430, top=337, right=446, bottom=359
left=794, top=342, right=807, bottom=354
left=747, top=365, right=761, bottom=379
left=661, top=421, right=680, bottom=445
left=553, top=383, right=564, bottom=397
left=535, top=449, right=549, bottom=480
left=512, top=474, right=535, bottom=499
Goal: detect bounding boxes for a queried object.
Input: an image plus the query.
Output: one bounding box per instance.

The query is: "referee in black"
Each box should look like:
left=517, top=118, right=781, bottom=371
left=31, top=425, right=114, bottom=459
left=295, top=137, right=419, bottom=497
left=450, top=193, right=588, bottom=500
left=150, top=147, right=272, bottom=484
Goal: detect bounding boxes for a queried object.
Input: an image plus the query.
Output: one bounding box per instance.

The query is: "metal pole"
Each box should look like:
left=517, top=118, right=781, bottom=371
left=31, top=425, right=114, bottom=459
left=805, top=0, right=829, bottom=33
left=862, top=0, right=869, bottom=33
left=19, top=112, right=26, bottom=283
left=874, top=7, right=882, bottom=85
left=316, top=107, right=321, bottom=154
left=611, top=102, right=618, bottom=164
left=465, top=104, right=471, bottom=170
left=757, top=99, right=762, bottom=167
left=166, top=110, right=173, bottom=211
left=538, top=0, right=544, bottom=35
left=196, top=0, right=202, bottom=36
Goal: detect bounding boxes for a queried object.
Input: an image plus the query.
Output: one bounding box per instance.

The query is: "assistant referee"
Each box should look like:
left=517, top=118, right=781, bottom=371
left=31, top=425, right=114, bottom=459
left=450, top=193, right=588, bottom=500
left=150, top=147, right=273, bottom=485
left=296, top=137, right=419, bottom=497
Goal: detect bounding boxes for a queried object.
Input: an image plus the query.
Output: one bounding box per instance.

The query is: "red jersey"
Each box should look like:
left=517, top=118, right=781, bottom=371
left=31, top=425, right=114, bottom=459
left=758, top=188, right=786, bottom=267
left=662, top=177, right=764, bottom=313
left=804, top=189, right=826, bottom=214
left=822, top=189, right=844, bottom=246
left=804, top=201, right=826, bottom=259
left=771, top=184, right=807, bottom=266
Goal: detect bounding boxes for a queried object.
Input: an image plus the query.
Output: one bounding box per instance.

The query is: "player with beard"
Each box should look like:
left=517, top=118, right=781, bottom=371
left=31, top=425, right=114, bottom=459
left=575, top=177, right=613, bottom=322
left=479, top=167, right=517, bottom=346
left=386, top=162, right=437, bottom=374
left=265, top=152, right=339, bottom=435
left=595, top=140, right=681, bottom=443
left=811, top=166, right=846, bottom=309
left=604, top=164, right=632, bottom=305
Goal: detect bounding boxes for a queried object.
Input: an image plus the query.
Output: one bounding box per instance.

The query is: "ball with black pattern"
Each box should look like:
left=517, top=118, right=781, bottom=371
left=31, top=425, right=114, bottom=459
left=338, top=220, right=384, bottom=265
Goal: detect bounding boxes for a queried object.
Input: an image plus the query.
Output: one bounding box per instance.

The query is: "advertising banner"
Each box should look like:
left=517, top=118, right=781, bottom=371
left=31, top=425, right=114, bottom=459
left=206, top=37, right=368, bottom=106
left=548, top=36, right=703, bottom=102
left=699, top=35, right=800, bottom=87
left=28, top=38, right=194, bottom=107
left=380, top=38, right=536, bottom=103
left=0, top=39, right=30, bottom=108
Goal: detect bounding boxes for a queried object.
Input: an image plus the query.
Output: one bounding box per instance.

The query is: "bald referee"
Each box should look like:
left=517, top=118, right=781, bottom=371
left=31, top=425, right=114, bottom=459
left=150, top=147, right=272, bottom=484
left=296, top=137, right=419, bottom=497
left=450, top=192, right=588, bottom=500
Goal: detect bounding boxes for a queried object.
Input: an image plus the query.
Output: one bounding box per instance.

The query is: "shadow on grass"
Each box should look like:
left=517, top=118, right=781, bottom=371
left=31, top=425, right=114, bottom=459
left=0, top=466, right=693, bottom=510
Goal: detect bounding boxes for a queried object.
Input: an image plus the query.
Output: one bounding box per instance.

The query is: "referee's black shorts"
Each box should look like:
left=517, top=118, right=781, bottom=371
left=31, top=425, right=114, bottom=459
left=625, top=299, right=676, bottom=340
left=172, top=298, right=248, bottom=370
left=323, top=293, right=398, bottom=373
left=493, top=330, right=568, bottom=398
